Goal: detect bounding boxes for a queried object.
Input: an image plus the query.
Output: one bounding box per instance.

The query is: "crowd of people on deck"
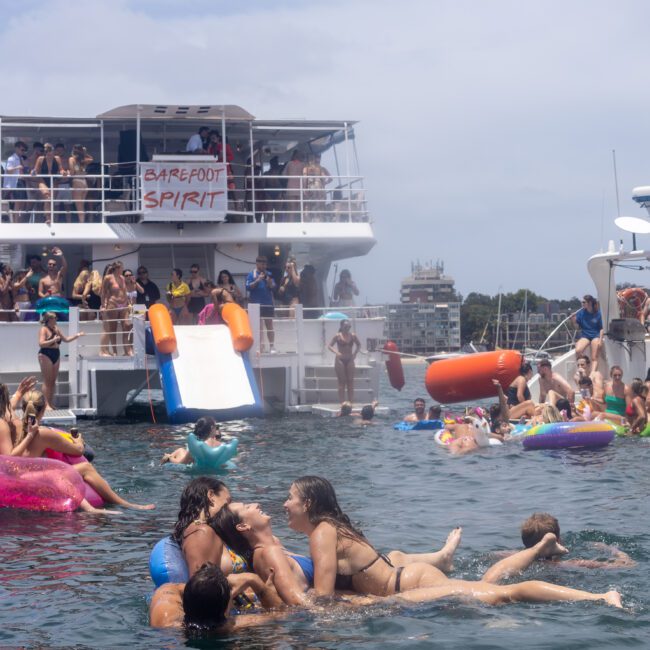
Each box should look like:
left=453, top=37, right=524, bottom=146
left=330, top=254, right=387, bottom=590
left=0, top=244, right=362, bottom=408
left=1, top=141, right=95, bottom=224
left=1, top=126, right=367, bottom=224
left=184, top=126, right=361, bottom=223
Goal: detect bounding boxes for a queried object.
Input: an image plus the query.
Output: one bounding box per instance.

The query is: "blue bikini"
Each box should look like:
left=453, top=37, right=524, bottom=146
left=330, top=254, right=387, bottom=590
left=288, top=554, right=315, bottom=587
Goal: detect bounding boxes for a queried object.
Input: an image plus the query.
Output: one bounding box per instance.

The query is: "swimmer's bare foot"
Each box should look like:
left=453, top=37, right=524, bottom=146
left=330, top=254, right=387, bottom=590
left=125, top=502, right=156, bottom=511
left=603, top=590, right=623, bottom=608
left=437, top=526, right=462, bottom=573
left=537, top=532, right=568, bottom=558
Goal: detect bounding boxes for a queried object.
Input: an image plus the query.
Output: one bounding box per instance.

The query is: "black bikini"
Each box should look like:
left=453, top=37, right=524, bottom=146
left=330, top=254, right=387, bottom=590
left=40, top=157, right=60, bottom=188
left=335, top=552, right=404, bottom=593
left=39, top=330, right=60, bottom=365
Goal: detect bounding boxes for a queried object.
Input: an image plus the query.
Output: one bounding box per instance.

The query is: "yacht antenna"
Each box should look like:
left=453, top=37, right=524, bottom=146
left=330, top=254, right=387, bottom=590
left=613, top=149, right=635, bottom=249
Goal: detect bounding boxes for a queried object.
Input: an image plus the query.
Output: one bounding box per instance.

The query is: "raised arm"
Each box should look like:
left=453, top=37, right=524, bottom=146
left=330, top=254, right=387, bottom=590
left=309, top=522, right=339, bottom=596
left=56, top=325, right=85, bottom=344
left=491, top=378, right=510, bottom=421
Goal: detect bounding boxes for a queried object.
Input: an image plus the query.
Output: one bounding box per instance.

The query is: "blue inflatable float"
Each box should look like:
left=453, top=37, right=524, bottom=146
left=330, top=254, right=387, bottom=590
left=186, top=433, right=238, bottom=469
left=150, top=536, right=189, bottom=587
left=393, top=419, right=444, bottom=431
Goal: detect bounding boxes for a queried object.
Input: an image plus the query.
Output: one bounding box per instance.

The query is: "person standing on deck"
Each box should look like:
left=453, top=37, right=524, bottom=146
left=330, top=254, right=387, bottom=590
left=246, top=256, right=276, bottom=353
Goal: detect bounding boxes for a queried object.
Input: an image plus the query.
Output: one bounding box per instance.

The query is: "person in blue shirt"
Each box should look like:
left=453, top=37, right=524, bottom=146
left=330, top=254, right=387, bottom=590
left=246, top=256, right=276, bottom=352
left=572, top=294, right=604, bottom=372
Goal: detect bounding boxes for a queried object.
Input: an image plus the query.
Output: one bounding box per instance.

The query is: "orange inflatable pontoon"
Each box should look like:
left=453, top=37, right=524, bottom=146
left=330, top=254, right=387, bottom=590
left=149, top=303, right=177, bottom=354
left=425, top=350, right=522, bottom=403
left=221, top=303, right=254, bottom=352
left=383, top=341, right=405, bottom=391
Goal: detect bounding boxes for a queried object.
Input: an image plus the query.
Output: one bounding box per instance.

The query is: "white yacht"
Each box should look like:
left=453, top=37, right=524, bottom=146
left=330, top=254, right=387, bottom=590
left=0, top=104, right=385, bottom=421
left=529, top=186, right=650, bottom=397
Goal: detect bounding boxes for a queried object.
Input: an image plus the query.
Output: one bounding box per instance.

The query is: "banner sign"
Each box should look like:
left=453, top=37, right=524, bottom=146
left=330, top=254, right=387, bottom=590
left=141, top=161, right=228, bottom=221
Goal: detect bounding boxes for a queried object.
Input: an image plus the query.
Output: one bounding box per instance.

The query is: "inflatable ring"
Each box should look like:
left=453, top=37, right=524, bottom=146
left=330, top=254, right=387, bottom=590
left=522, top=421, right=615, bottom=450
left=150, top=536, right=189, bottom=587
left=186, top=433, right=238, bottom=470
left=44, top=430, right=104, bottom=507
left=0, top=455, right=86, bottom=512
left=617, top=287, right=647, bottom=319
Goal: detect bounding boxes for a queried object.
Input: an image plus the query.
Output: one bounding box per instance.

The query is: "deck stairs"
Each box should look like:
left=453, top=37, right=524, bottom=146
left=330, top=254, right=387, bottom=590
left=298, top=364, right=376, bottom=406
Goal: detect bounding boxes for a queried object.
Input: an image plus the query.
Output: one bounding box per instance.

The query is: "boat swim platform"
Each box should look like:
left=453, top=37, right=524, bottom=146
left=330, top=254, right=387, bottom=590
left=14, top=409, right=77, bottom=426
left=287, top=403, right=390, bottom=418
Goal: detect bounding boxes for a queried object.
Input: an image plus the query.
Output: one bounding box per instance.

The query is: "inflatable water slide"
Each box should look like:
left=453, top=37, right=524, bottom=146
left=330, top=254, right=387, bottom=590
left=148, top=303, right=263, bottom=423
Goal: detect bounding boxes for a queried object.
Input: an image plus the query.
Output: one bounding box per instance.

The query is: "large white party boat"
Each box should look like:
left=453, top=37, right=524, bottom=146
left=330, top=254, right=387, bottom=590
left=0, top=104, right=385, bottom=421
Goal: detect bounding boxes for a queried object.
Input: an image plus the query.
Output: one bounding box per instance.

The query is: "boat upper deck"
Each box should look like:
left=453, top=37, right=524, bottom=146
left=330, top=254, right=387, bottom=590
left=0, top=104, right=369, bottom=231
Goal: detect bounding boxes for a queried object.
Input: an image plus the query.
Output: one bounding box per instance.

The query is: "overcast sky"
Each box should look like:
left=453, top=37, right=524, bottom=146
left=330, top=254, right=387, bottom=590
left=2, top=0, right=650, bottom=303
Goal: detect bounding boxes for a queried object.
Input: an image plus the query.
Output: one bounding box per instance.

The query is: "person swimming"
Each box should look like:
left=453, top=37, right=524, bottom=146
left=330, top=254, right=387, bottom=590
left=161, top=417, right=223, bottom=465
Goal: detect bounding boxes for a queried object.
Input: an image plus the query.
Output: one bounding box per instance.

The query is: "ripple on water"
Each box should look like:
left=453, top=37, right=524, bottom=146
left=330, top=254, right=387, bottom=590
left=1, top=366, right=649, bottom=647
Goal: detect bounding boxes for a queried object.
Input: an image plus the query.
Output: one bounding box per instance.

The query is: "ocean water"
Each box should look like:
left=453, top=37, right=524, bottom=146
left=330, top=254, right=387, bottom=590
left=1, top=365, right=649, bottom=648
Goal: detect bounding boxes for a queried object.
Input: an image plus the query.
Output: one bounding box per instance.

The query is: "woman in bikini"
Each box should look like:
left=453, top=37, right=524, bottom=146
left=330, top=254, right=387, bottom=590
left=122, top=269, right=143, bottom=356
left=100, top=261, right=129, bottom=356
left=69, top=144, right=93, bottom=223
left=187, top=264, right=207, bottom=325
left=171, top=477, right=252, bottom=579
left=284, top=476, right=621, bottom=607
left=603, top=365, right=630, bottom=425
left=166, top=268, right=191, bottom=325
left=213, top=500, right=463, bottom=607
left=328, top=319, right=361, bottom=404
left=1, top=388, right=154, bottom=511
left=34, top=143, right=67, bottom=224
left=38, top=311, right=84, bottom=410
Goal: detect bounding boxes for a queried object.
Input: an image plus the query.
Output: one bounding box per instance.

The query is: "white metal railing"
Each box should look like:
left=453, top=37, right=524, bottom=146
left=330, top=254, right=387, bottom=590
left=1, top=171, right=369, bottom=224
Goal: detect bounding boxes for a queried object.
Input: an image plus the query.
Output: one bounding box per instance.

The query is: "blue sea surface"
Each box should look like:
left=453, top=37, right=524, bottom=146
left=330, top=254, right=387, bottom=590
left=1, top=365, right=648, bottom=648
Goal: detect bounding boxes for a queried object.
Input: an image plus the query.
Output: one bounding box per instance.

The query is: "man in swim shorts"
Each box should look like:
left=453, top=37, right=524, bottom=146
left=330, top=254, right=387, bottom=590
left=537, top=359, right=575, bottom=405
left=404, top=398, right=427, bottom=422
left=574, top=355, right=605, bottom=408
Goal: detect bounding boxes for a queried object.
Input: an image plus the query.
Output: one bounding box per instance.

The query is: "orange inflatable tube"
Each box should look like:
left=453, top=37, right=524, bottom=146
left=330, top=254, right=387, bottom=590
left=149, top=303, right=177, bottom=355
left=383, top=341, right=405, bottom=391
left=425, top=350, right=522, bottom=403
left=221, top=303, right=254, bottom=352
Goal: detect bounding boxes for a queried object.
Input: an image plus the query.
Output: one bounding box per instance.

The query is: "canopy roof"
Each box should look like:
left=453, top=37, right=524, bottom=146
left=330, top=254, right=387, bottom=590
left=96, top=104, right=255, bottom=121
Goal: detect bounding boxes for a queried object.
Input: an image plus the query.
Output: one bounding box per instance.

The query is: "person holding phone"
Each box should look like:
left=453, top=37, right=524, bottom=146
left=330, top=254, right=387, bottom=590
left=246, top=256, right=276, bottom=352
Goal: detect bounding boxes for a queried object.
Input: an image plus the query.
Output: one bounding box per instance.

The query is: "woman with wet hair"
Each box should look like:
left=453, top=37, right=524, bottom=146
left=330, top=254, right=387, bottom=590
left=161, top=417, right=222, bottom=465
left=171, top=477, right=252, bottom=579
left=283, top=476, right=622, bottom=607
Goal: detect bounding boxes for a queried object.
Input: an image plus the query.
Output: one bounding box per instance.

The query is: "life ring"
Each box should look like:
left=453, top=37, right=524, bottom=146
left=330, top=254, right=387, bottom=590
left=617, top=287, right=647, bottom=319
left=186, top=433, right=238, bottom=470
left=425, top=350, right=522, bottom=404
left=0, top=455, right=86, bottom=512
left=383, top=341, right=405, bottom=391
left=149, top=536, right=189, bottom=587
left=522, top=421, right=615, bottom=450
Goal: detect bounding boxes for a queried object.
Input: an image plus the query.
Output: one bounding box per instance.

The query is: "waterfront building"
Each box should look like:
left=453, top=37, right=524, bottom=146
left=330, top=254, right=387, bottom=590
left=387, top=262, right=461, bottom=355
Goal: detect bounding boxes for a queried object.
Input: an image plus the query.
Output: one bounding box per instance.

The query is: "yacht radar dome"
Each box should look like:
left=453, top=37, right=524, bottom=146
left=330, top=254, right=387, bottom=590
left=632, top=186, right=650, bottom=216
left=614, top=216, right=650, bottom=235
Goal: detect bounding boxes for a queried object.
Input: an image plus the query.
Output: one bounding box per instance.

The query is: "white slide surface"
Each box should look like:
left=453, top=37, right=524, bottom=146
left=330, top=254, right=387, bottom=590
left=171, top=325, right=255, bottom=410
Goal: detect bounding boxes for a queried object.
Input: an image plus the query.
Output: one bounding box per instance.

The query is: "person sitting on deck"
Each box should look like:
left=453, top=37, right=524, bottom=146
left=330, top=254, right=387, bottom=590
left=574, top=355, right=605, bottom=409
left=572, top=295, right=604, bottom=372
